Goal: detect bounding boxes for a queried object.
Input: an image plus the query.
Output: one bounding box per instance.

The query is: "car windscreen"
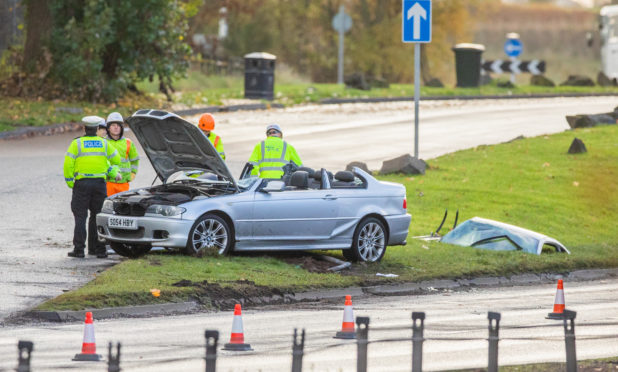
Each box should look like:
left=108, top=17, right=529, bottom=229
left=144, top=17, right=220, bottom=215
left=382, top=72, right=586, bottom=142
left=441, top=219, right=539, bottom=254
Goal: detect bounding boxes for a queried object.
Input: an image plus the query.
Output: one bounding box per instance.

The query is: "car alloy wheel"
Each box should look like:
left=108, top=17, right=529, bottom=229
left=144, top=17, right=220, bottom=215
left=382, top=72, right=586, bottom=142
left=187, top=214, right=232, bottom=256
left=350, top=217, right=387, bottom=262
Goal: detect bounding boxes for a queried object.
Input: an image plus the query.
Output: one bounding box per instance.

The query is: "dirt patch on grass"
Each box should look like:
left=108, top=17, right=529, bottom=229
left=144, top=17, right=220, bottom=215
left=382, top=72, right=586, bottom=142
left=172, top=279, right=293, bottom=310
left=277, top=254, right=339, bottom=273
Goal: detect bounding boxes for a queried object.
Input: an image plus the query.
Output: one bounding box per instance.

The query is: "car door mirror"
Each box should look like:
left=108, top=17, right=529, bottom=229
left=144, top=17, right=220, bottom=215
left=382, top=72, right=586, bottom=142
left=260, top=180, right=285, bottom=193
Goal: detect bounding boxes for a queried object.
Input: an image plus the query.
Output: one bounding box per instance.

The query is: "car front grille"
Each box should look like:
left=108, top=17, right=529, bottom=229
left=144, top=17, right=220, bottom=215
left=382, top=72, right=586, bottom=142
left=113, top=202, right=146, bottom=216
left=109, top=227, right=145, bottom=239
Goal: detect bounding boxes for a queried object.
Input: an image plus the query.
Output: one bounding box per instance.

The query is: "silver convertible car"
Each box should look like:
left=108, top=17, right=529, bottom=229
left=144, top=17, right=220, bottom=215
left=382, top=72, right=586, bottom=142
left=96, top=109, right=411, bottom=262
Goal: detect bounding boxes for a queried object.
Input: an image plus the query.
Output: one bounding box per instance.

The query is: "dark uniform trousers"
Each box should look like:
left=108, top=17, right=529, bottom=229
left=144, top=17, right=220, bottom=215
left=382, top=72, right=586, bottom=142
left=71, top=178, right=107, bottom=254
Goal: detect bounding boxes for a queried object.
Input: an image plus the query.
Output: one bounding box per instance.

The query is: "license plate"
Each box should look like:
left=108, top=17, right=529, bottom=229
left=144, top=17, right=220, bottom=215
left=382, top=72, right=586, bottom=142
left=108, top=216, right=137, bottom=230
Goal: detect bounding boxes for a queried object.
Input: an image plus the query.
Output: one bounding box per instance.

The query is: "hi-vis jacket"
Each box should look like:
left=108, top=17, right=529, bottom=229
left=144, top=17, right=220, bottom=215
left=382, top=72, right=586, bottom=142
left=207, top=131, right=225, bottom=160
left=106, top=137, right=140, bottom=183
left=63, top=136, right=121, bottom=188
left=248, top=137, right=302, bottom=178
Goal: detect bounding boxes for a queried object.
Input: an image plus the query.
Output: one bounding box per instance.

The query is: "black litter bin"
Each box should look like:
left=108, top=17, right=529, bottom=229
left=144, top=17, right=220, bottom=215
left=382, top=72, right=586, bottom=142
left=452, top=43, right=485, bottom=87
left=244, top=52, right=276, bottom=100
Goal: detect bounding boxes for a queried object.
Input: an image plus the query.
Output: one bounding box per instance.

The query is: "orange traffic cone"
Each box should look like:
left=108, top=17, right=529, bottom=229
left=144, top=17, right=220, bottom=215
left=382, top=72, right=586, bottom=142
left=72, top=312, right=103, bottom=361
left=547, top=279, right=566, bottom=319
left=223, top=304, right=253, bottom=351
left=334, top=295, right=356, bottom=339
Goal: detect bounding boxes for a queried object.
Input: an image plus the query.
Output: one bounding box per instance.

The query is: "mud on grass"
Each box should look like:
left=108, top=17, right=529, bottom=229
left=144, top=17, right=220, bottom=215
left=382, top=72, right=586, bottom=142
left=172, top=279, right=291, bottom=310
left=453, top=357, right=618, bottom=371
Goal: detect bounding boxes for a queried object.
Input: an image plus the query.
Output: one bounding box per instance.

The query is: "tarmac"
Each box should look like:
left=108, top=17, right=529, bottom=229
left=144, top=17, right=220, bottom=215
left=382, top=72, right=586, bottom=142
left=26, top=267, right=618, bottom=322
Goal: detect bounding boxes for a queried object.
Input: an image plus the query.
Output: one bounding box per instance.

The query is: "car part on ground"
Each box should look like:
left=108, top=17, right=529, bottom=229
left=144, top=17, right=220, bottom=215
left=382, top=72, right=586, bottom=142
left=413, top=209, right=458, bottom=241
left=440, top=217, right=570, bottom=255
left=96, top=109, right=411, bottom=262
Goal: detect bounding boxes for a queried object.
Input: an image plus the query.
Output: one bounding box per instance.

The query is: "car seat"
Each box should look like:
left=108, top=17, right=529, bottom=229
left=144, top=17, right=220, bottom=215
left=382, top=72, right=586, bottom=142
left=289, top=171, right=309, bottom=190
left=332, top=171, right=355, bottom=188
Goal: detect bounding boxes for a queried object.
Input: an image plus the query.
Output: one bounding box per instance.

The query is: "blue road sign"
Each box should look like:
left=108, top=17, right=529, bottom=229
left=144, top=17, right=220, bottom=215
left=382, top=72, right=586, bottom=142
left=402, top=0, right=431, bottom=43
left=504, top=39, right=523, bottom=58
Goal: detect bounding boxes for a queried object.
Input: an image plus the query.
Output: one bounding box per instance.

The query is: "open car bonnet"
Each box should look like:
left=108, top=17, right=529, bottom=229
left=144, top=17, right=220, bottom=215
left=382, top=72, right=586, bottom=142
left=127, top=109, right=237, bottom=188
left=441, top=217, right=570, bottom=255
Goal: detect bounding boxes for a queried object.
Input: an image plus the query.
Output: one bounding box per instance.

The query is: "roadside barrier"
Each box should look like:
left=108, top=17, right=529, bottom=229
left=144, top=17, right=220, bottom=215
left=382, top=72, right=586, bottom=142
left=12, top=311, right=618, bottom=372
left=72, top=311, right=102, bottom=361
left=291, top=329, right=306, bottom=372
left=16, top=340, right=33, bottom=372
left=222, top=304, right=253, bottom=351
left=334, top=294, right=356, bottom=339
left=107, top=342, right=121, bottom=372
left=547, top=279, right=567, bottom=319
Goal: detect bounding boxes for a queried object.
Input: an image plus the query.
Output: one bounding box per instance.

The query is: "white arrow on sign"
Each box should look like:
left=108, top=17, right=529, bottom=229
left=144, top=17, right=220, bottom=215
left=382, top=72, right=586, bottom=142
left=528, top=60, right=540, bottom=75
left=491, top=60, right=503, bottom=74
left=511, top=60, right=521, bottom=74
left=407, top=2, right=427, bottom=40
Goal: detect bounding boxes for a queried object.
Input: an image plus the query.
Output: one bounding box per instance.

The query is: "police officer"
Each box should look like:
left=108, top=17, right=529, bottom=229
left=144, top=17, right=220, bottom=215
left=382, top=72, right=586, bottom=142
left=198, top=113, right=225, bottom=160
left=96, top=117, right=107, bottom=138
left=105, top=112, right=140, bottom=196
left=248, top=124, right=302, bottom=178
left=64, top=116, right=122, bottom=258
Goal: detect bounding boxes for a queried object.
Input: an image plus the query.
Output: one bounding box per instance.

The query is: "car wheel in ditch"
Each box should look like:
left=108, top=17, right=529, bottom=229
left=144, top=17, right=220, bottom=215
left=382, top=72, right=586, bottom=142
left=186, top=214, right=232, bottom=256
left=350, top=217, right=387, bottom=262
left=109, top=242, right=152, bottom=258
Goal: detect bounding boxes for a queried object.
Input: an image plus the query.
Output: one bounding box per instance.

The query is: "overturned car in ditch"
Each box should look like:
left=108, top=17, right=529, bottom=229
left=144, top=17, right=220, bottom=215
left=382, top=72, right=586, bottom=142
left=96, top=109, right=411, bottom=262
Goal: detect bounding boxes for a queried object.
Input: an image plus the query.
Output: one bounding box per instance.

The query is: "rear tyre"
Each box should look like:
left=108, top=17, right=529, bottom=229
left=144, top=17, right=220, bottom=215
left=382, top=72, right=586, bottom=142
left=109, top=242, right=152, bottom=258
left=185, top=214, right=233, bottom=256
left=348, top=217, right=387, bottom=262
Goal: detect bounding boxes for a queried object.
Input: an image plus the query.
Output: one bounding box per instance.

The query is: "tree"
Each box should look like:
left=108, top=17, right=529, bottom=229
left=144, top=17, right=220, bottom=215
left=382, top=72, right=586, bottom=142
left=5, top=0, right=196, bottom=101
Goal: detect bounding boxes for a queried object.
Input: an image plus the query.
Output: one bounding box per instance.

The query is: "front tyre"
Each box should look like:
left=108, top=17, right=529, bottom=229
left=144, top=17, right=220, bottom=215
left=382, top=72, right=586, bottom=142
left=349, top=217, right=387, bottom=262
left=109, top=242, right=152, bottom=258
left=185, top=214, right=233, bottom=256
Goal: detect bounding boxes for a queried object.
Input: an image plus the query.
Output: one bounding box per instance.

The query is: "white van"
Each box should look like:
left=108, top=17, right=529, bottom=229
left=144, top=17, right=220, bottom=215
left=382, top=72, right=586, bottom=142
left=600, top=5, right=618, bottom=79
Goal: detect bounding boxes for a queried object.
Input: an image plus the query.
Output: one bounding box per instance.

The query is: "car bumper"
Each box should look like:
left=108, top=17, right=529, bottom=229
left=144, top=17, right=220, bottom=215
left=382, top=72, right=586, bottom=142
left=96, top=213, right=193, bottom=248
left=386, top=213, right=411, bottom=245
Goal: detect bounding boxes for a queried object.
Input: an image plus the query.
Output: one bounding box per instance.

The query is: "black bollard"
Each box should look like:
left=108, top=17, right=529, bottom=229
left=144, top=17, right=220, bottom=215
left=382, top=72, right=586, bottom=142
left=487, top=312, right=501, bottom=372
left=291, top=328, right=305, bottom=372
left=356, top=317, right=370, bottom=372
left=562, top=309, right=577, bottom=372
left=411, top=312, right=425, bottom=372
left=16, top=341, right=33, bottom=372
left=108, top=342, right=121, bottom=372
left=205, top=330, right=219, bottom=372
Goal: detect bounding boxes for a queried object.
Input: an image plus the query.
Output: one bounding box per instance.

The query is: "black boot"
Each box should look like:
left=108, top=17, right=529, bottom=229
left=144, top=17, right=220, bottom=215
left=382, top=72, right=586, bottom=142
left=68, top=251, right=85, bottom=258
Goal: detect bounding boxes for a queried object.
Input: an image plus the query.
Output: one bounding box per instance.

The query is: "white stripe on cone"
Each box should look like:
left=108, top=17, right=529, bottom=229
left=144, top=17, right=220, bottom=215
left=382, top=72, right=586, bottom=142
left=83, top=323, right=96, bottom=343
left=231, top=315, right=244, bottom=333
left=554, top=289, right=565, bottom=305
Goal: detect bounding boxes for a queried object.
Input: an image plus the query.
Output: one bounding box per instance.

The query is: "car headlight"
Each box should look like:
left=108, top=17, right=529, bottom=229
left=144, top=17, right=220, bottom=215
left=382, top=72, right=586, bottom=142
left=101, top=200, right=114, bottom=214
left=145, top=204, right=186, bottom=218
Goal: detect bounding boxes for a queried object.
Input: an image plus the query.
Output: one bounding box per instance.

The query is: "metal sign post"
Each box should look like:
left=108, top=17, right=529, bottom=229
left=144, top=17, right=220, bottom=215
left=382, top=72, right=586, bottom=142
left=332, top=5, right=352, bottom=84
left=402, top=0, right=431, bottom=160
left=504, top=33, right=522, bottom=84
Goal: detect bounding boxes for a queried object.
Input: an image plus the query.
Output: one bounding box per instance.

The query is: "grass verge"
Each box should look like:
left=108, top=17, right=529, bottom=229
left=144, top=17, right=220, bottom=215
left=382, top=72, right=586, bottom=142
left=2, top=71, right=618, bottom=132
left=454, top=356, right=618, bottom=371
left=37, top=125, right=618, bottom=311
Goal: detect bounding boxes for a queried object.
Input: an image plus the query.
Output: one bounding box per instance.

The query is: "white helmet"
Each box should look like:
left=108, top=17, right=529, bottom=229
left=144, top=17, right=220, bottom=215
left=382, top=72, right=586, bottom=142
left=106, top=112, right=124, bottom=125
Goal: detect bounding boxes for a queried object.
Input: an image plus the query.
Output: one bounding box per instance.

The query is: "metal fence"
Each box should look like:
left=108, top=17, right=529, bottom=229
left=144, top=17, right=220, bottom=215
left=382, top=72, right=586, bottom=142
left=191, top=57, right=244, bottom=76
left=12, top=308, right=618, bottom=372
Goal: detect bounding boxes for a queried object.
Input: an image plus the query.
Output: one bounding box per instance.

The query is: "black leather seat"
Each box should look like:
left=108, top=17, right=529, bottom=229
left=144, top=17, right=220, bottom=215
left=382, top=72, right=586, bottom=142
left=289, top=171, right=309, bottom=189
left=332, top=171, right=356, bottom=188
